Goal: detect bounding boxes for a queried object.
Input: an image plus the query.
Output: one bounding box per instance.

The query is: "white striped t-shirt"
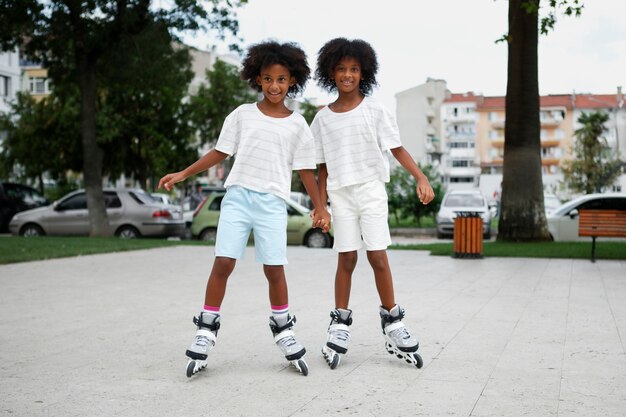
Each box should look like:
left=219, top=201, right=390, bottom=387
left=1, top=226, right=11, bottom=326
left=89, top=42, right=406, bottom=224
left=215, top=103, right=316, bottom=201
left=311, top=96, right=402, bottom=191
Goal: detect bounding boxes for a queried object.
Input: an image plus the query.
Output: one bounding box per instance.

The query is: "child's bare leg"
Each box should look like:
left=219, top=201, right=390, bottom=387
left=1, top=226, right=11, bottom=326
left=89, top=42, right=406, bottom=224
left=366, top=250, right=395, bottom=309
left=263, top=264, right=288, bottom=305
left=204, top=256, right=237, bottom=307
left=335, top=251, right=358, bottom=309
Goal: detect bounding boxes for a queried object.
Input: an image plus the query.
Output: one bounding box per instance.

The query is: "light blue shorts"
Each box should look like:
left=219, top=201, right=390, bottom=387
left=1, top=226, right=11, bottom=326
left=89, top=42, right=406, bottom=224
left=215, top=186, right=288, bottom=265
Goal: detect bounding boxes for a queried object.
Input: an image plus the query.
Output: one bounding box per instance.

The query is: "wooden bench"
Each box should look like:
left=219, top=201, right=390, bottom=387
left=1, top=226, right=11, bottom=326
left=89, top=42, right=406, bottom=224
left=578, top=209, right=626, bottom=262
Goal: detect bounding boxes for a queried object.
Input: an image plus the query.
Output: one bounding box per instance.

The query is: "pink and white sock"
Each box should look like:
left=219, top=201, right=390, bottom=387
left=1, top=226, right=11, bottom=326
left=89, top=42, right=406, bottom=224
left=271, top=304, right=289, bottom=327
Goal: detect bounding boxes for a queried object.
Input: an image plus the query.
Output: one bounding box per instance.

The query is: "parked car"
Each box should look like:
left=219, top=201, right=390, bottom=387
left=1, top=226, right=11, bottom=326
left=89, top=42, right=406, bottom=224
left=546, top=193, right=626, bottom=241
left=151, top=192, right=175, bottom=206
left=9, top=188, right=184, bottom=238
left=436, top=189, right=493, bottom=239
left=191, top=193, right=333, bottom=248
left=0, top=182, right=48, bottom=232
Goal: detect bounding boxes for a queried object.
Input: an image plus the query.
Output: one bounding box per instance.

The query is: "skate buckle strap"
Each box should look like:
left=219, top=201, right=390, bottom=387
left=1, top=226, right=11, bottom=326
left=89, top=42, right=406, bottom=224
left=384, top=321, right=406, bottom=333
left=270, top=315, right=296, bottom=334
left=329, top=323, right=351, bottom=342
left=193, top=315, right=220, bottom=333
left=274, top=329, right=295, bottom=343
left=330, top=310, right=353, bottom=326
left=195, top=329, right=217, bottom=344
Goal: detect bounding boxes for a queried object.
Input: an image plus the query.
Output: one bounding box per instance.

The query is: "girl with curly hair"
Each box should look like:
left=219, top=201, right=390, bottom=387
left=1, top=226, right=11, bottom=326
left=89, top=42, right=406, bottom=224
left=311, top=38, right=434, bottom=369
left=159, top=41, right=330, bottom=378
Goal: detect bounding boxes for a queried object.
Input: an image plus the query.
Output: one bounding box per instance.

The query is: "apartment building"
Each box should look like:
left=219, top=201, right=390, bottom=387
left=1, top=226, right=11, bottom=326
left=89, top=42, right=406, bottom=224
left=395, top=78, right=448, bottom=166
left=0, top=48, right=20, bottom=114
left=20, top=61, right=52, bottom=102
left=440, top=93, right=481, bottom=188
left=397, top=79, right=626, bottom=194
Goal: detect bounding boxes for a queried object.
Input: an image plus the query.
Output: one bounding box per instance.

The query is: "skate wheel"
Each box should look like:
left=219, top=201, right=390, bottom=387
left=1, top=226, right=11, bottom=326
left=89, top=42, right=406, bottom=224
left=414, top=353, right=423, bottom=369
left=297, top=359, right=309, bottom=376
left=186, top=360, right=196, bottom=378
left=329, top=353, right=340, bottom=369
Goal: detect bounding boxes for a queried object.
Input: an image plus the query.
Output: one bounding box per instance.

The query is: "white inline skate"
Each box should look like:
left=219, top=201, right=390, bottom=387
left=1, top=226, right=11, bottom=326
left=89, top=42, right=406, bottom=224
left=185, top=312, right=220, bottom=378
left=269, top=315, right=308, bottom=376
left=380, top=305, right=423, bottom=368
left=321, top=308, right=352, bottom=369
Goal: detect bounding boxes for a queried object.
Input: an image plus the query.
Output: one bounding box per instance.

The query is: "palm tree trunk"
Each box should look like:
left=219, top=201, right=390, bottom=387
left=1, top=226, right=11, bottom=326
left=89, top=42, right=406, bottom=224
left=498, top=0, right=551, bottom=241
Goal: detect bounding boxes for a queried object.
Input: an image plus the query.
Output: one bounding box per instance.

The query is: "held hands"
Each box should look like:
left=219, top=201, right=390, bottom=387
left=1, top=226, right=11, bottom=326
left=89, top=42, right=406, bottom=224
left=310, top=207, right=332, bottom=233
left=416, top=178, right=435, bottom=205
left=158, top=172, right=185, bottom=191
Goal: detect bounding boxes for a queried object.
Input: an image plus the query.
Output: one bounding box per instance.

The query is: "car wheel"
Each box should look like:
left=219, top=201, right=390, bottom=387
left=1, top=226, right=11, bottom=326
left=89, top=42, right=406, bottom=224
left=20, top=223, right=44, bottom=237
left=199, top=227, right=217, bottom=242
left=116, top=225, right=140, bottom=239
left=304, top=229, right=331, bottom=248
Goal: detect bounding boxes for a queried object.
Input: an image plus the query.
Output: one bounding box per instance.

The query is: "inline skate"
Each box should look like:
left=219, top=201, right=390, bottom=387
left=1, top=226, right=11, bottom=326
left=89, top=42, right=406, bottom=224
left=321, top=308, right=352, bottom=369
left=269, top=315, right=308, bottom=376
left=380, top=305, right=423, bottom=368
left=185, top=312, right=220, bottom=377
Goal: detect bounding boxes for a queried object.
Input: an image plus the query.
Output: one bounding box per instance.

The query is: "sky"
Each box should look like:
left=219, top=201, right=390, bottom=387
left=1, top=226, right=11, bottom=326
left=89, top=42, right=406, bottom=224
left=183, top=0, right=626, bottom=112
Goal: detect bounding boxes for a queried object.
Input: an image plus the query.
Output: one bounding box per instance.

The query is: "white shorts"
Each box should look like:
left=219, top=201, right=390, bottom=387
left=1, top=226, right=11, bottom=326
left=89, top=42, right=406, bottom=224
left=327, top=180, right=391, bottom=252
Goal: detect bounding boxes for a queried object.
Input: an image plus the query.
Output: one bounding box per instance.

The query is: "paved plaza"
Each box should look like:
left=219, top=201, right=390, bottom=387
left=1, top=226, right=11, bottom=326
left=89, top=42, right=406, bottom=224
left=1, top=245, right=625, bottom=416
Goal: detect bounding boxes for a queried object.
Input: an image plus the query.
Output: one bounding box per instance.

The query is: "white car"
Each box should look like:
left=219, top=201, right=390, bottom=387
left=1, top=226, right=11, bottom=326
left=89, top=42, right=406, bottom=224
left=546, top=193, right=626, bottom=241
left=436, top=189, right=493, bottom=239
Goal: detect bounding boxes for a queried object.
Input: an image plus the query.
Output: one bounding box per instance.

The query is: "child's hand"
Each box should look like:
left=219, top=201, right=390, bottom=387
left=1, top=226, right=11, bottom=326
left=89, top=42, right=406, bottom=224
left=416, top=179, right=435, bottom=205
left=311, top=208, right=331, bottom=233
left=158, top=172, right=185, bottom=191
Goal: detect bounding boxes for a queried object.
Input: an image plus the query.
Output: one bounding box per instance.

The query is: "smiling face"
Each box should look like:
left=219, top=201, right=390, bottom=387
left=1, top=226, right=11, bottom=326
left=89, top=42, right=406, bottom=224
left=256, top=64, right=295, bottom=105
left=332, top=57, right=362, bottom=95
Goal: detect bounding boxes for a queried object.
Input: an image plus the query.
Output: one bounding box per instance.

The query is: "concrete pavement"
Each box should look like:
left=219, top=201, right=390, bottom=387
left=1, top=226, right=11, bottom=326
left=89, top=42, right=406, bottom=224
left=1, top=246, right=625, bottom=416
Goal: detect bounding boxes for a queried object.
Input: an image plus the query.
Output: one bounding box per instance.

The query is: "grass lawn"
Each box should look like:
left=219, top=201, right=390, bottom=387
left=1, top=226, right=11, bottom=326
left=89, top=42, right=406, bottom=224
left=391, top=241, right=626, bottom=261
left=2, top=236, right=625, bottom=265
left=0, top=236, right=207, bottom=265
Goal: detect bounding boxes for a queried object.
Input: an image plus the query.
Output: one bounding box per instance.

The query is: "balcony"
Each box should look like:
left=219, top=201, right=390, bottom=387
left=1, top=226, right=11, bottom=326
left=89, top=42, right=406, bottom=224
left=540, top=117, right=563, bottom=127
left=491, top=119, right=505, bottom=129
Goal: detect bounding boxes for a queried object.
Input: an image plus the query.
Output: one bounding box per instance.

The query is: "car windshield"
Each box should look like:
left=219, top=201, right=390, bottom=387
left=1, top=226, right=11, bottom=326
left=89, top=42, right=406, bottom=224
left=288, top=200, right=310, bottom=214
left=444, top=194, right=484, bottom=208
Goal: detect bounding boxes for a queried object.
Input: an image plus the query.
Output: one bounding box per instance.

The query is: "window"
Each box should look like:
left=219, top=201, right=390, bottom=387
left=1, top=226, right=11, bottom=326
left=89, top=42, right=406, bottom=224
left=540, top=129, right=547, bottom=140
left=29, top=76, right=50, bottom=94
left=451, top=160, right=470, bottom=168
left=0, top=76, right=10, bottom=97
left=104, top=192, right=122, bottom=208
left=58, top=193, right=87, bottom=210
left=554, top=129, right=565, bottom=139
left=208, top=196, right=223, bottom=211
left=488, top=130, right=499, bottom=140
left=577, top=198, right=626, bottom=211
left=450, top=177, right=474, bottom=183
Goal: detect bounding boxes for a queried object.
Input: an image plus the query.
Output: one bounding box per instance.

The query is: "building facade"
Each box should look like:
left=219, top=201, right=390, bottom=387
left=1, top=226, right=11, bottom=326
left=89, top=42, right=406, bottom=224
left=397, top=79, right=626, bottom=196
left=0, top=48, right=20, bottom=114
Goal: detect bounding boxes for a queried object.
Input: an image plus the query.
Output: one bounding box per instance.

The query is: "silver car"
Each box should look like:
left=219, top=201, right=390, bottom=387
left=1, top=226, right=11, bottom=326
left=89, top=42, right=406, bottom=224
left=9, top=188, right=185, bottom=238
left=436, top=189, right=493, bottom=239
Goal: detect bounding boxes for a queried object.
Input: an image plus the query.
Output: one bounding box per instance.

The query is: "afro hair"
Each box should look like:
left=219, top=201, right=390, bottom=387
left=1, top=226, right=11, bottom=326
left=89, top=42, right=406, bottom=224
left=315, top=38, right=379, bottom=96
left=240, top=41, right=310, bottom=98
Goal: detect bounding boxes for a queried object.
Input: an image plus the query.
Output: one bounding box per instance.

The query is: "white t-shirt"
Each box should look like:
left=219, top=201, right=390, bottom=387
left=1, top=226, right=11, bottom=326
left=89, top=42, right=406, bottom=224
left=215, top=103, right=316, bottom=201
left=311, top=96, right=402, bottom=191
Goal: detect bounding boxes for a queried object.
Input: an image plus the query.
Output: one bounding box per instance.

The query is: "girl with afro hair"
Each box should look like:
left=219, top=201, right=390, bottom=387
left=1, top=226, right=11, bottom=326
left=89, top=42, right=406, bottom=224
left=311, top=38, right=435, bottom=370
left=159, top=40, right=330, bottom=377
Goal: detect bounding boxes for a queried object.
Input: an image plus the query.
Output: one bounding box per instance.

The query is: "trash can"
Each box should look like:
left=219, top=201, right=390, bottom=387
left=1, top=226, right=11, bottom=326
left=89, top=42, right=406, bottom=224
left=453, top=212, right=483, bottom=259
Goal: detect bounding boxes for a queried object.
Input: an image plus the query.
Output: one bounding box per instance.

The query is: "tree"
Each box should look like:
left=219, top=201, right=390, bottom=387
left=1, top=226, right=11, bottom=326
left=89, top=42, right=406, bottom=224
left=498, top=0, right=582, bottom=242
left=561, top=111, right=622, bottom=193
left=0, top=90, right=82, bottom=191
left=386, top=164, right=443, bottom=226
left=0, top=0, right=245, bottom=236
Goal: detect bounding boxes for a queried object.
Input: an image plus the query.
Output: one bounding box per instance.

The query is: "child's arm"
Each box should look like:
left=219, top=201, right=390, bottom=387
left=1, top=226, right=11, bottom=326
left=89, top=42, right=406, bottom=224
left=158, top=149, right=229, bottom=191
left=298, top=169, right=331, bottom=232
left=390, top=146, right=435, bottom=205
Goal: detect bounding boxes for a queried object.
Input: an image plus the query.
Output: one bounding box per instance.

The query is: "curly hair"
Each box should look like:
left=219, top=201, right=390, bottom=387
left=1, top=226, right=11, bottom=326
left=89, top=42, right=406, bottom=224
left=315, top=38, right=379, bottom=96
left=240, top=41, right=310, bottom=98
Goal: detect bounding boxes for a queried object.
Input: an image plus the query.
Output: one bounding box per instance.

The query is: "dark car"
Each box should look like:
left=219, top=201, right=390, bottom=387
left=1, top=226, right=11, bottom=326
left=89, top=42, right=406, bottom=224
left=0, top=182, right=48, bottom=232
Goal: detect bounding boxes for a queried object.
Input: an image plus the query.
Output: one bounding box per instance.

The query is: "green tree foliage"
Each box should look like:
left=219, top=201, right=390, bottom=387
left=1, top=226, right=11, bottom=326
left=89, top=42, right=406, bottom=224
left=498, top=0, right=582, bottom=242
left=299, top=99, right=320, bottom=125
left=0, top=90, right=82, bottom=189
left=189, top=59, right=256, bottom=147
left=386, top=164, right=444, bottom=226
left=561, top=111, right=622, bottom=193
left=0, top=0, right=245, bottom=236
